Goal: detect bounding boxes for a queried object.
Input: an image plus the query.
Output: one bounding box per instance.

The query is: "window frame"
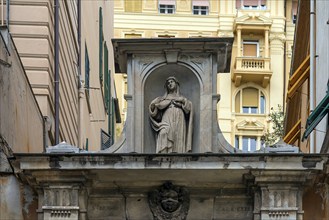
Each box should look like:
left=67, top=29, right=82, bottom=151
left=84, top=44, right=91, bottom=114
left=242, top=40, right=260, bottom=57
left=159, top=4, right=175, bottom=14
left=235, top=87, right=267, bottom=115
left=193, top=5, right=209, bottom=15
left=242, top=136, right=257, bottom=152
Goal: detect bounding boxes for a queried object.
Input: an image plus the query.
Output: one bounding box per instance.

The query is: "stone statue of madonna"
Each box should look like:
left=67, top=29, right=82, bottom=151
left=149, top=76, right=193, bottom=153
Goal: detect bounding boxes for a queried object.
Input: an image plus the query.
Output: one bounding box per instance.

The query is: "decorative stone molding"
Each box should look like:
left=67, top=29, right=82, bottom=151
left=269, top=33, right=286, bottom=43
left=236, top=119, right=265, bottom=131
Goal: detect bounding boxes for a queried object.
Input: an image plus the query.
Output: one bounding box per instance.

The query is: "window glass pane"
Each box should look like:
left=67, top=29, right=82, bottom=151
left=242, top=137, right=249, bottom=151
left=250, top=107, right=257, bottom=114
left=250, top=137, right=257, bottom=152
left=235, top=136, right=239, bottom=149
left=260, top=93, right=265, bottom=114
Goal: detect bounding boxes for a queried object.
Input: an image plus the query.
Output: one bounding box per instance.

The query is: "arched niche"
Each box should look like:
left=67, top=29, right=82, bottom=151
left=143, top=63, right=200, bottom=153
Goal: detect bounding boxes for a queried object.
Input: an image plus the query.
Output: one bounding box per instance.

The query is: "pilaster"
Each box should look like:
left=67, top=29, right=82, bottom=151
left=251, top=171, right=307, bottom=220
left=38, top=184, right=83, bottom=220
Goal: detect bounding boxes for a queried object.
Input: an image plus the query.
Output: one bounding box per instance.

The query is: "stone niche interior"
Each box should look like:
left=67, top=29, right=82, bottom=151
left=143, top=64, right=200, bottom=153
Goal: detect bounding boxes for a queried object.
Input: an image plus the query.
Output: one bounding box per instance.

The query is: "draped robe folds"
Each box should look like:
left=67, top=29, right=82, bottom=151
left=149, top=95, right=193, bottom=153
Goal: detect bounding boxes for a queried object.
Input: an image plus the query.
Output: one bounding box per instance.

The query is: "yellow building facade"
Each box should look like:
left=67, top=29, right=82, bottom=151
left=114, top=0, right=297, bottom=151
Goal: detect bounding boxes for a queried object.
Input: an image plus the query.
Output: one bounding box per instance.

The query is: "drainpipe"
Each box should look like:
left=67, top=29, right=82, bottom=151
left=283, top=0, right=286, bottom=111
left=310, top=0, right=315, bottom=153
left=54, top=0, right=60, bottom=144
left=77, top=0, right=83, bottom=148
left=6, top=0, right=9, bottom=30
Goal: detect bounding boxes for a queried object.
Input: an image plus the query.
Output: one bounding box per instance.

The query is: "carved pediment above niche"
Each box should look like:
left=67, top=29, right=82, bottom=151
left=236, top=119, right=265, bottom=131
left=235, top=13, right=272, bottom=25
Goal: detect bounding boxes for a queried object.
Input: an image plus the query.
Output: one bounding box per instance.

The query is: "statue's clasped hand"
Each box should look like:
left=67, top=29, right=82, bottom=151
left=173, top=97, right=185, bottom=107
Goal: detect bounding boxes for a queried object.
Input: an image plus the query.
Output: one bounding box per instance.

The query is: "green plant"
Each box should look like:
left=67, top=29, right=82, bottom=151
left=261, top=105, right=285, bottom=147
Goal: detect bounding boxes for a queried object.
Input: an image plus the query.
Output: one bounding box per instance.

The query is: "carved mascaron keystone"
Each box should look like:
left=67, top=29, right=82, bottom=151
left=148, top=181, right=190, bottom=220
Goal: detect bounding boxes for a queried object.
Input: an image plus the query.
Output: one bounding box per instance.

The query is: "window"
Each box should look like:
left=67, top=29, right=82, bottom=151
left=260, top=93, right=265, bottom=114
left=235, top=87, right=266, bottom=114
left=236, top=0, right=267, bottom=10
left=159, top=4, right=175, bottom=14
left=243, top=40, right=259, bottom=57
left=99, top=7, right=104, bottom=85
left=158, top=34, right=176, bottom=38
left=124, top=33, right=142, bottom=38
left=192, top=0, right=209, bottom=15
left=235, top=136, right=240, bottom=149
left=159, top=0, right=176, bottom=14
left=242, top=136, right=257, bottom=152
left=125, top=0, right=142, bottom=13
left=235, top=135, right=259, bottom=152
left=85, top=45, right=91, bottom=113
left=292, top=0, right=297, bottom=24
left=193, top=6, right=208, bottom=15
left=104, top=42, right=110, bottom=112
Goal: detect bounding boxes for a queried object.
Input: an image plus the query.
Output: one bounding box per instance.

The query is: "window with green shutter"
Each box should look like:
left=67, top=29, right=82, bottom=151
left=104, top=42, right=110, bottom=112
left=99, top=7, right=104, bottom=85
left=85, top=44, right=91, bottom=113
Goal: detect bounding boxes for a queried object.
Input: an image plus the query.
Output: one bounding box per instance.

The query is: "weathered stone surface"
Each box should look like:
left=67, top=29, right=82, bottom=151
left=214, top=197, right=253, bottom=220
left=10, top=154, right=329, bottom=220
left=107, top=38, right=235, bottom=153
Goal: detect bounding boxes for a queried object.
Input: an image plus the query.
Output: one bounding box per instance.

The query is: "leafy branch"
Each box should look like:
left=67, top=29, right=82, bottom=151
left=261, top=104, right=285, bottom=147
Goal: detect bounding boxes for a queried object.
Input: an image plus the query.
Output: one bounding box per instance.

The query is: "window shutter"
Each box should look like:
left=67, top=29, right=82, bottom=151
left=125, top=0, right=142, bottom=12
left=261, top=0, right=266, bottom=6
left=85, top=46, right=90, bottom=97
left=243, top=0, right=259, bottom=6
left=236, top=0, right=241, bottom=9
left=192, top=0, right=209, bottom=7
left=292, top=1, right=297, bottom=16
left=159, top=0, right=176, bottom=5
left=104, top=42, right=109, bottom=111
left=243, top=43, right=258, bottom=57
left=242, top=88, right=258, bottom=107
left=99, top=7, right=103, bottom=85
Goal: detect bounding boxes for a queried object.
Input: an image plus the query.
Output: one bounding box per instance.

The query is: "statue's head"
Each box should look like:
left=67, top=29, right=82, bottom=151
left=165, top=76, right=180, bottom=93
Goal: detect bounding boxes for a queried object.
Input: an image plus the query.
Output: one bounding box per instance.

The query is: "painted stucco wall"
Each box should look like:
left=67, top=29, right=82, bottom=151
left=0, top=30, right=43, bottom=153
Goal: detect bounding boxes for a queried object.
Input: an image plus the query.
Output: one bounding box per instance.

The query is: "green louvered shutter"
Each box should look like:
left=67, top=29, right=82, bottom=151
left=99, top=7, right=103, bottom=85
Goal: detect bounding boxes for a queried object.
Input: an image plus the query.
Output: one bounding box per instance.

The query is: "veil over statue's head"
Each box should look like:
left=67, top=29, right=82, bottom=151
left=164, top=76, right=180, bottom=96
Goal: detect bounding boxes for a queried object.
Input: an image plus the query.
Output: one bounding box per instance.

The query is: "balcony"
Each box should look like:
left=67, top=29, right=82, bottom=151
left=232, top=57, right=272, bottom=87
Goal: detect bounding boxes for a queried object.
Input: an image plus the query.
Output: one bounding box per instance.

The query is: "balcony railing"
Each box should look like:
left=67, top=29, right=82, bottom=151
left=233, top=57, right=272, bottom=88
left=236, top=57, right=270, bottom=71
